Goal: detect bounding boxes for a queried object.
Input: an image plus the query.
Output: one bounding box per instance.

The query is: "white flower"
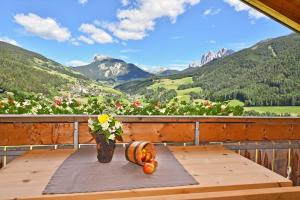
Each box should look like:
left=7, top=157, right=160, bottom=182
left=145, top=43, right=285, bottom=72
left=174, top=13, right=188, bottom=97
left=101, top=121, right=109, bottom=130
left=221, top=105, right=226, bottom=110
left=108, top=134, right=115, bottom=140
left=159, top=108, right=166, bottom=113
left=115, top=121, right=122, bottom=129
left=24, top=100, right=31, bottom=106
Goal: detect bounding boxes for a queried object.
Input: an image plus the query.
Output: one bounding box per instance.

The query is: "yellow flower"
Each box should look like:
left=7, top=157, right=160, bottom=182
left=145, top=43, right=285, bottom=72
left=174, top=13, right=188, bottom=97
left=98, top=114, right=109, bottom=124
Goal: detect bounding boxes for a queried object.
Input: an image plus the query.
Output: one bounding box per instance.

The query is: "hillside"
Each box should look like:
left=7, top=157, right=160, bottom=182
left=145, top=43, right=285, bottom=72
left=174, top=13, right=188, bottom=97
left=0, top=42, right=121, bottom=97
left=73, top=55, right=154, bottom=82
left=117, top=33, right=300, bottom=106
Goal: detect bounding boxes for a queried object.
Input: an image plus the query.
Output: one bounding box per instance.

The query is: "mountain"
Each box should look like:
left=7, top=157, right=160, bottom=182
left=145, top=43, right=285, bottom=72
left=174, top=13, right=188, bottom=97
left=117, top=33, right=300, bottom=106
left=189, top=48, right=234, bottom=68
left=73, top=55, right=154, bottom=82
left=0, top=42, right=121, bottom=97
left=157, top=69, right=180, bottom=76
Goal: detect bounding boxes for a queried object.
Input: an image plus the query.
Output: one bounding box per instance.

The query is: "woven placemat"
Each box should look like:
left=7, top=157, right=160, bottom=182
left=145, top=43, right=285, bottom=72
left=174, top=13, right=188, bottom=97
left=43, top=146, right=198, bottom=194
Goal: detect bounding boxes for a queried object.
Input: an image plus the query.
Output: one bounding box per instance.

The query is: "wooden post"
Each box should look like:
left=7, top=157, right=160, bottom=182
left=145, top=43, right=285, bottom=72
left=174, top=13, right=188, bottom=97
left=194, top=122, right=200, bottom=145
left=2, top=146, right=6, bottom=167
left=73, top=122, right=79, bottom=149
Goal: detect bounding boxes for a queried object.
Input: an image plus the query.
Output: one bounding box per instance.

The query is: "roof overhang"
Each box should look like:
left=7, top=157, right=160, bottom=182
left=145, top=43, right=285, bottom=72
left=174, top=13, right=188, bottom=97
left=241, top=0, right=300, bottom=33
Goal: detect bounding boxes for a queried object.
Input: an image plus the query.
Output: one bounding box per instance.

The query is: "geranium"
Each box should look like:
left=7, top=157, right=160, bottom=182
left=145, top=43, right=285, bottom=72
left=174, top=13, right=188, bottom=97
left=54, top=99, right=62, bottom=106
left=115, top=102, right=123, bottom=110
left=88, top=114, right=123, bottom=142
left=132, top=100, right=142, bottom=108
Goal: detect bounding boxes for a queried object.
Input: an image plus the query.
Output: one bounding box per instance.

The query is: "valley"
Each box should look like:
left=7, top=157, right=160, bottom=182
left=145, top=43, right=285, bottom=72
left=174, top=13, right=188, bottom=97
left=0, top=33, right=300, bottom=116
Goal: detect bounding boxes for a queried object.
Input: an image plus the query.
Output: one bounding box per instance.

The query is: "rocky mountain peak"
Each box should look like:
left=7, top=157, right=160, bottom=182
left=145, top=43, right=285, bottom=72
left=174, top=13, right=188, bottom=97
left=190, top=48, right=234, bottom=68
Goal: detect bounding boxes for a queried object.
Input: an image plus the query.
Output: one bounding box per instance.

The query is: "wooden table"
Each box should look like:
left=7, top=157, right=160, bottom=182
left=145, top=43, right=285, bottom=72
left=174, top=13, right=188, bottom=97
left=0, top=145, right=298, bottom=200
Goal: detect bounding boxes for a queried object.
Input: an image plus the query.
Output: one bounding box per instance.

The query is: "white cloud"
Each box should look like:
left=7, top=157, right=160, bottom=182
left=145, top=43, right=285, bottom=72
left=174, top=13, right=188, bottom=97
left=67, top=60, right=89, bottom=67
left=78, top=35, right=94, bottom=45
left=224, top=0, right=267, bottom=19
left=14, top=13, right=71, bottom=42
left=208, top=40, right=216, bottom=44
left=171, top=35, right=184, bottom=40
left=120, top=48, right=140, bottom=53
left=203, top=8, right=221, bottom=16
left=70, top=38, right=80, bottom=46
left=79, top=24, right=113, bottom=44
left=0, top=37, right=21, bottom=46
left=78, top=0, right=88, bottom=5
left=120, top=55, right=129, bottom=60
left=101, top=0, right=201, bottom=41
left=169, top=63, right=188, bottom=70
left=121, top=0, right=130, bottom=6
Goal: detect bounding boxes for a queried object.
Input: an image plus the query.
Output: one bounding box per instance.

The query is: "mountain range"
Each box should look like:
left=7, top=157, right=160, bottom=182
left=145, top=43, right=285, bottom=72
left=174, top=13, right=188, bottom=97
left=1, top=33, right=299, bottom=106
left=116, top=33, right=300, bottom=106
left=0, top=42, right=121, bottom=98
left=73, top=55, right=153, bottom=82
left=189, top=48, right=234, bottom=68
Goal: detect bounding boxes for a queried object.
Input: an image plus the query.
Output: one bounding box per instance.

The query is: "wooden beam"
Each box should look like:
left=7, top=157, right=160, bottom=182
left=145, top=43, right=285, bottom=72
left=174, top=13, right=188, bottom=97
left=0, top=115, right=300, bottom=123
left=241, top=0, right=300, bottom=33
left=19, top=187, right=300, bottom=200
left=101, top=187, right=300, bottom=200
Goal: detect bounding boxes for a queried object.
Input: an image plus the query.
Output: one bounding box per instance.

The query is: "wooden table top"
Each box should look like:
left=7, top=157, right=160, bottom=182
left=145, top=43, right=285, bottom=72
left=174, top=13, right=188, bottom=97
left=0, top=145, right=292, bottom=200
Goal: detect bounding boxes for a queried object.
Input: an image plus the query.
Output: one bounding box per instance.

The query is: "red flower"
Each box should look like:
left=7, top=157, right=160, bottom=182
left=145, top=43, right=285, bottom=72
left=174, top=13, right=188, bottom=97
left=54, top=99, right=62, bottom=106
left=203, top=100, right=210, bottom=106
left=115, top=102, right=123, bottom=110
left=132, top=101, right=142, bottom=108
left=8, top=99, right=15, bottom=105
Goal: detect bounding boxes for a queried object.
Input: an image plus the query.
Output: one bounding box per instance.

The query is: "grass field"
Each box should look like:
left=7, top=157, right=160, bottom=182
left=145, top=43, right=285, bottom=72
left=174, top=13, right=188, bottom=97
left=244, top=106, right=300, bottom=116
left=148, top=77, right=197, bottom=101
left=149, top=77, right=193, bottom=90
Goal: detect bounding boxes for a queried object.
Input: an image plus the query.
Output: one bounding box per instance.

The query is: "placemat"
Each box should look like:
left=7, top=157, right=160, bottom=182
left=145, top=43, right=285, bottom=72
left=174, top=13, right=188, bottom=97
left=43, top=146, right=198, bottom=194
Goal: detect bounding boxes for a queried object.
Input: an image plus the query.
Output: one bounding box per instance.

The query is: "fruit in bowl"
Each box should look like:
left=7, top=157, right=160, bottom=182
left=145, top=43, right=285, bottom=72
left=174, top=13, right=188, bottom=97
left=141, top=148, right=147, bottom=162
left=145, top=152, right=152, bottom=162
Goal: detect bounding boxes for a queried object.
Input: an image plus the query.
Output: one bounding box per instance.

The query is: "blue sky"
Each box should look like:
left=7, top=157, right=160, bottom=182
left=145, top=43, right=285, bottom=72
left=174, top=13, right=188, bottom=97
left=0, top=0, right=293, bottom=71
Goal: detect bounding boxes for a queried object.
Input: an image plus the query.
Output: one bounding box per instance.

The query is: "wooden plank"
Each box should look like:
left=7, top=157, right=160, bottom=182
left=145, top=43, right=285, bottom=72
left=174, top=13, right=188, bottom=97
left=291, top=148, right=300, bottom=186
left=242, top=0, right=300, bottom=33
left=94, top=187, right=300, bottom=200
left=0, top=123, right=74, bottom=146
left=257, top=149, right=273, bottom=171
left=0, top=149, right=74, bottom=200
left=199, top=123, right=299, bottom=142
left=1, top=122, right=299, bottom=145
left=19, top=186, right=300, bottom=200
left=169, top=146, right=291, bottom=187
left=274, top=148, right=289, bottom=178
left=0, top=146, right=292, bottom=200
left=0, top=115, right=300, bottom=124
left=240, top=149, right=256, bottom=162
left=79, top=123, right=195, bottom=143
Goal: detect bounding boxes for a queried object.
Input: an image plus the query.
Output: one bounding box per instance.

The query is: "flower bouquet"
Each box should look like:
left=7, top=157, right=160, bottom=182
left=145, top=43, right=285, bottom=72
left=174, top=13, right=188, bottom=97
left=88, top=114, right=123, bottom=163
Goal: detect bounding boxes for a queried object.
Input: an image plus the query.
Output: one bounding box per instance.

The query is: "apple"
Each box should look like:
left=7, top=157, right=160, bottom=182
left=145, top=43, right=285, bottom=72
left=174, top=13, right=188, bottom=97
left=145, top=152, right=152, bottom=162
left=149, top=159, right=158, bottom=168
left=141, top=148, right=147, bottom=162
left=143, top=162, right=155, bottom=174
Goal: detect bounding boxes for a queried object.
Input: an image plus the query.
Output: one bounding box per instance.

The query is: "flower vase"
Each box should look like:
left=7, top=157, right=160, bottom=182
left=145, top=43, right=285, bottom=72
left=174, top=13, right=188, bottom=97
left=94, top=134, right=115, bottom=163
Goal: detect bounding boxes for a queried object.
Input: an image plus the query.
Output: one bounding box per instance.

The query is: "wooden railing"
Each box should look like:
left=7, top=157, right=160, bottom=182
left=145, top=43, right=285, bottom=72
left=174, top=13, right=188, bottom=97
left=0, top=115, right=300, bottom=146
left=1, top=115, right=300, bottom=185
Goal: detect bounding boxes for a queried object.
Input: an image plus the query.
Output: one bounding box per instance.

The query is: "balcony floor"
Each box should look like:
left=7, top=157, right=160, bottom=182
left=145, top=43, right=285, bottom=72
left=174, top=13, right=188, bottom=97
left=0, top=145, right=292, bottom=200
